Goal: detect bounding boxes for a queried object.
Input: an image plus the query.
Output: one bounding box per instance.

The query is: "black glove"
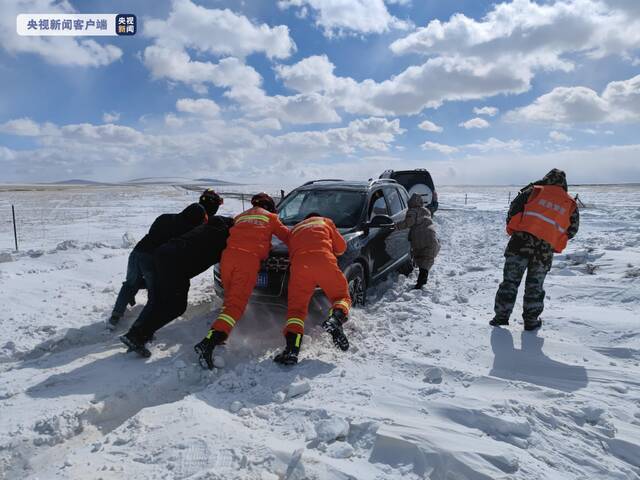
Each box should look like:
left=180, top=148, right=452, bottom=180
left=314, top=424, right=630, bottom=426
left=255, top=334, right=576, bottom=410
left=194, top=330, right=227, bottom=370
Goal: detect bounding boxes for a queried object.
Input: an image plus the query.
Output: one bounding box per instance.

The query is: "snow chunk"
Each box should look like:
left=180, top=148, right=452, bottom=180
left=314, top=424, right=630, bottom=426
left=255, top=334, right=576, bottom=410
left=213, top=355, right=225, bottom=368
left=423, top=367, right=443, bottom=384
left=229, top=401, right=243, bottom=413
left=326, top=441, right=354, bottom=458
left=121, top=232, right=137, bottom=248
left=315, top=417, right=349, bottom=442
left=287, top=379, right=310, bottom=399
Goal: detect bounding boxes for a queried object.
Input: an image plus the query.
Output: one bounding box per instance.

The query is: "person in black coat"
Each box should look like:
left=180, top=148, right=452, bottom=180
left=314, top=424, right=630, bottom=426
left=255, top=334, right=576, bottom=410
left=109, top=203, right=207, bottom=327
left=120, top=214, right=234, bottom=357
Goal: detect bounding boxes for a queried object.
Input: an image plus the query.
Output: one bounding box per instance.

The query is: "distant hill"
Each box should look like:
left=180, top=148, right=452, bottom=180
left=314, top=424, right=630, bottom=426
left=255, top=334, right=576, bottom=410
left=126, top=177, right=240, bottom=185
left=50, top=179, right=112, bottom=186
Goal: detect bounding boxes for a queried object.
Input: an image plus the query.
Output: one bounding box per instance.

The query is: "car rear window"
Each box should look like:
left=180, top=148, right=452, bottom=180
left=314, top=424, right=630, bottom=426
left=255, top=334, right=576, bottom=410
left=392, top=172, right=435, bottom=190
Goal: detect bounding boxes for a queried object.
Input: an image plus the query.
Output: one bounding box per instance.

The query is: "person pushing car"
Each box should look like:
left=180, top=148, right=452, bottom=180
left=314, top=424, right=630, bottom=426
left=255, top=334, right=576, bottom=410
left=273, top=213, right=352, bottom=365
left=195, top=193, right=289, bottom=369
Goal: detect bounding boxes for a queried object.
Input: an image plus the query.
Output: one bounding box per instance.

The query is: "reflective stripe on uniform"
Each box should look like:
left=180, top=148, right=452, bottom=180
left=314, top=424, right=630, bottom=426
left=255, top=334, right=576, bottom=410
left=333, top=299, right=351, bottom=311
left=295, top=334, right=302, bottom=348
left=522, top=211, right=566, bottom=233
left=235, top=214, right=270, bottom=223
left=216, top=313, right=236, bottom=329
left=291, top=219, right=325, bottom=235
left=286, top=318, right=305, bottom=329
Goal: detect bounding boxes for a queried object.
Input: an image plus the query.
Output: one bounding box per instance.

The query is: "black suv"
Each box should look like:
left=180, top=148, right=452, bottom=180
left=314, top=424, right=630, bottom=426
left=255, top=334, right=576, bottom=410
left=379, top=169, right=438, bottom=213
left=213, top=179, right=413, bottom=307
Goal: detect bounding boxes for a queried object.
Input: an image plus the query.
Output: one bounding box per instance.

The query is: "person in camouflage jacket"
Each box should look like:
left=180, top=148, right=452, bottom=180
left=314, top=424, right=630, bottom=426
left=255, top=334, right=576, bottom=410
left=396, top=193, right=441, bottom=289
left=491, top=169, right=579, bottom=330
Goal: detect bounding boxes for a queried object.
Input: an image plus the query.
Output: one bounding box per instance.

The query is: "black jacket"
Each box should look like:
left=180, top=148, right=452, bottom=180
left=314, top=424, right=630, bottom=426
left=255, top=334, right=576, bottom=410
left=134, top=203, right=205, bottom=254
left=155, top=215, right=234, bottom=279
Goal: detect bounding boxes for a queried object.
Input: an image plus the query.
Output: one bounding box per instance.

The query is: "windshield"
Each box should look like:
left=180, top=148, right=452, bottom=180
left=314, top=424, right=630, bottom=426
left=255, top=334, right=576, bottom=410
left=278, top=189, right=366, bottom=228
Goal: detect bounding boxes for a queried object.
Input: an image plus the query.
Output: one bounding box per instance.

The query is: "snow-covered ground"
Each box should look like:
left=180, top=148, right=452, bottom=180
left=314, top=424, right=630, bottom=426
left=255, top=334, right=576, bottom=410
left=1, top=184, right=639, bottom=479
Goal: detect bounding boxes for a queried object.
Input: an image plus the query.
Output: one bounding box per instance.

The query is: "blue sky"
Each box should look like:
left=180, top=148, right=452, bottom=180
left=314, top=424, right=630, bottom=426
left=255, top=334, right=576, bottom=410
left=1, top=0, right=639, bottom=184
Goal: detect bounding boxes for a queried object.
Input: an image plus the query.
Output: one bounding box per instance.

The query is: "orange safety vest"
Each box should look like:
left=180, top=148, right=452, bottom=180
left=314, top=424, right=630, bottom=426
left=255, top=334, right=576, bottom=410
left=507, top=185, right=576, bottom=253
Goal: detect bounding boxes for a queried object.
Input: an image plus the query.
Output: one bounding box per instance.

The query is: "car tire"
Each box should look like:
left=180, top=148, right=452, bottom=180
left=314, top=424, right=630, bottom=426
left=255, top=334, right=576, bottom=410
left=345, top=263, right=367, bottom=308
left=398, top=258, right=414, bottom=276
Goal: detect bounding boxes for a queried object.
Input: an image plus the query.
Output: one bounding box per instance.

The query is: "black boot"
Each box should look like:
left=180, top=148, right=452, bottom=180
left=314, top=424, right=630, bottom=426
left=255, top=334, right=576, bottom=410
left=489, top=317, right=509, bottom=327
left=107, top=313, right=121, bottom=329
left=414, top=269, right=429, bottom=289
left=322, top=309, right=349, bottom=351
left=524, top=319, right=542, bottom=331
left=194, top=330, right=228, bottom=370
left=274, top=332, right=303, bottom=365
left=119, top=331, right=151, bottom=358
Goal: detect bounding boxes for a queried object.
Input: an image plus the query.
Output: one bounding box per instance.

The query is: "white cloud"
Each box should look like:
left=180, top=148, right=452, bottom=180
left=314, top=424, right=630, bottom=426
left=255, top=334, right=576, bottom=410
left=277, top=54, right=532, bottom=116
left=176, top=98, right=221, bottom=117
left=431, top=143, right=640, bottom=185
left=421, top=141, right=458, bottom=154
left=0, top=118, right=46, bottom=136
left=390, top=0, right=640, bottom=63
left=0, top=0, right=122, bottom=67
left=0, top=116, right=403, bottom=182
left=507, top=74, right=640, bottom=124
left=417, top=120, right=443, bottom=132
left=549, top=131, right=573, bottom=142
left=466, top=137, right=522, bottom=151
left=473, top=106, right=499, bottom=117
left=277, top=0, right=411, bottom=36
left=103, top=112, right=121, bottom=123
left=266, top=117, right=405, bottom=155
left=422, top=137, right=522, bottom=155
left=145, top=0, right=295, bottom=60
left=380, top=0, right=640, bottom=117
left=459, top=117, right=490, bottom=129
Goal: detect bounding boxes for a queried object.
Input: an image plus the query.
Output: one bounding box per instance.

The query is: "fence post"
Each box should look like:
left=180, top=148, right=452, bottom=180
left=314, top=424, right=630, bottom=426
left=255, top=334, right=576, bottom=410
left=465, top=193, right=468, bottom=205
left=280, top=189, right=285, bottom=201
left=241, top=193, right=245, bottom=210
left=508, top=191, right=511, bottom=204
left=12, top=205, right=18, bottom=252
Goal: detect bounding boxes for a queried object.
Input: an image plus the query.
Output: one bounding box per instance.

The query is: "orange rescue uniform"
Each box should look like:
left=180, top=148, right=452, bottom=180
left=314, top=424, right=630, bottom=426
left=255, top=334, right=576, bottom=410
left=213, top=207, right=289, bottom=334
left=284, top=216, right=351, bottom=335
left=507, top=185, right=576, bottom=253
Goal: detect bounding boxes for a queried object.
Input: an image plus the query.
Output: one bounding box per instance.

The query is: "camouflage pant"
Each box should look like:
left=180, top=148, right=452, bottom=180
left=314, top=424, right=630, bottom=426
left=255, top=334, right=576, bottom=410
left=494, top=255, right=547, bottom=322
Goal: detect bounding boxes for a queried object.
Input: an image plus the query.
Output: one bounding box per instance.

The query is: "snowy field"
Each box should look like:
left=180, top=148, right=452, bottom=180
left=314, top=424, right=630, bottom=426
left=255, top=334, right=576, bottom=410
left=1, top=183, right=639, bottom=480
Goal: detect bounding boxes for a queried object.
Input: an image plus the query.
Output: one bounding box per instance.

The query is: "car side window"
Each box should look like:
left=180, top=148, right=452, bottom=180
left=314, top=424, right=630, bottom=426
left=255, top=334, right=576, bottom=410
left=368, top=190, right=388, bottom=219
left=398, top=188, right=409, bottom=208
left=384, top=187, right=404, bottom=216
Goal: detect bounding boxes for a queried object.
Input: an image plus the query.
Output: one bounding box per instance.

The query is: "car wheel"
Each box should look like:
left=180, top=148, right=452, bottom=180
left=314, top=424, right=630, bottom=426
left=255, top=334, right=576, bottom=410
left=345, top=263, right=367, bottom=307
left=398, top=258, right=414, bottom=276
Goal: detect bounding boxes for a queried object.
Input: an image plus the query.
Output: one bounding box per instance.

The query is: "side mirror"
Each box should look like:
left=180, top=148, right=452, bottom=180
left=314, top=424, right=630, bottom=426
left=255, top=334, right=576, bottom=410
left=369, top=215, right=395, bottom=229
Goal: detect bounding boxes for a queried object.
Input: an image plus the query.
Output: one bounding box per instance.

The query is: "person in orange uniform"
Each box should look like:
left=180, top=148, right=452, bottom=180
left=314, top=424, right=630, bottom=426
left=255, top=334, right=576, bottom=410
left=195, top=193, right=289, bottom=369
left=274, top=213, right=351, bottom=366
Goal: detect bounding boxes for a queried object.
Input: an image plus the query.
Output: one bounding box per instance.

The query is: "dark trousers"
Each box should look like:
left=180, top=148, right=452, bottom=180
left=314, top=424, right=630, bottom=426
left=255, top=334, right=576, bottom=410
left=128, top=246, right=190, bottom=343
left=416, top=268, right=429, bottom=287
left=494, top=255, right=547, bottom=322
left=112, top=251, right=154, bottom=317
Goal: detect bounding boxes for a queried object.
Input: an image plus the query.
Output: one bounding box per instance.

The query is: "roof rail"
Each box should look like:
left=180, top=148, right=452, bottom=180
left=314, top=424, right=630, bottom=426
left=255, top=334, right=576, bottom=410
left=369, top=178, right=398, bottom=187
left=302, top=179, right=345, bottom=186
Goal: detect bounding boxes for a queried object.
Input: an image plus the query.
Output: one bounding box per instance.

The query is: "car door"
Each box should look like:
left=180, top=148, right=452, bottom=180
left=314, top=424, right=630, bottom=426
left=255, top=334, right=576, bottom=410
left=383, top=186, right=411, bottom=268
left=366, top=188, right=394, bottom=277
